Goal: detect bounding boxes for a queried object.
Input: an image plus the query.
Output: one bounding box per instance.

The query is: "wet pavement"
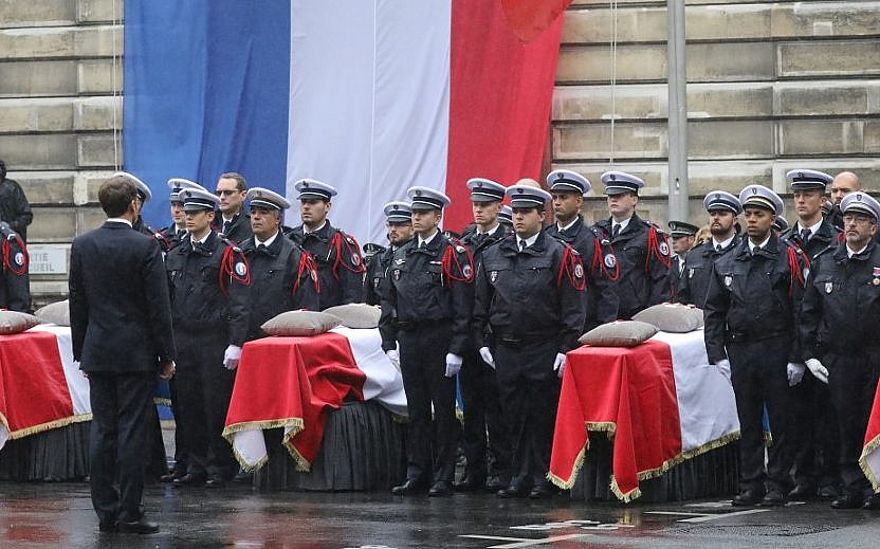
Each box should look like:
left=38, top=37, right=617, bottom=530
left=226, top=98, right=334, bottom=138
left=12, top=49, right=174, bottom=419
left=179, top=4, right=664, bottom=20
left=1, top=481, right=879, bottom=548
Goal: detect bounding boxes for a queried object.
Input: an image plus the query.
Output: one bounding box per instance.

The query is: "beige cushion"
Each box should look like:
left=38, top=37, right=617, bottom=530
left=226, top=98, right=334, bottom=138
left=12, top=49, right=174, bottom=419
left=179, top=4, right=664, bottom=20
left=0, top=311, right=42, bottom=335
left=322, top=303, right=381, bottom=329
left=578, top=320, right=658, bottom=348
left=261, top=310, right=341, bottom=337
left=632, top=303, right=704, bottom=333
left=34, top=299, right=70, bottom=327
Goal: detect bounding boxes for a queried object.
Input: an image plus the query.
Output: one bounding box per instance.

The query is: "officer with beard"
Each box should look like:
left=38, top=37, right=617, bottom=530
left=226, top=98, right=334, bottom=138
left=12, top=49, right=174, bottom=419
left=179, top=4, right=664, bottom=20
left=677, top=191, right=742, bottom=307
left=364, top=201, right=413, bottom=306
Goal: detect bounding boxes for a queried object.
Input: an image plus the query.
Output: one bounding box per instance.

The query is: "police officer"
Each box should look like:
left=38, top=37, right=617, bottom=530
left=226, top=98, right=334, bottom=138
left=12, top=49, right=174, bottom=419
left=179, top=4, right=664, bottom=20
left=677, top=192, right=742, bottom=307
left=240, top=188, right=320, bottom=340
left=826, top=172, right=861, bottom=232
left=159, top=178, right=206, bottom=252
left=165, top=188, right=249, bottom=488
left=0, top=221, right=30, bottom=312
left=772, top=215, right=789, bottom=236
left=213, top=172, right=253, bottom=244
left=799, top=191, right=880, bottom=510
left=457, top=178, right=511, bottom=492
left=667, top=221, right=698, bottom=300
left=113, top=171, right=175, bottom=253
left=473, top=184, right=586, bottom=499
left=780, top=169, right=843, bottom=501
left=545, top=169, right=618, bottom=330
left=0, top=159, right=33, bottom=242
left=704, top=184, right=807, bottom=507
left=380, top=186, right=473, bottom=497
left=498, top=205, right=513, bottom=230
left=289, top=179, right=365, bottom=310
left=593, top=171, right=671, bottom=318
left=364, top=202, right=413, bottom=306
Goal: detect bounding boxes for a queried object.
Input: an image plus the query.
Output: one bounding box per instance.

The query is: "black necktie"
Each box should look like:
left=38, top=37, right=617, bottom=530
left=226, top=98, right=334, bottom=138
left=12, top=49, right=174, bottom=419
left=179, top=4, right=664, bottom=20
left=612, top=224, right=620, bottom=239
left=519, top=240, right=526, bottom=252
left=223, top=220, right=232, bottom=235
left=256, top=243, right=268, bottom=255
left=800, top=228, right=811, bottom=242
left=418, top=240, right=426, bottom=250
left=715, top=244, right=722, bottom=253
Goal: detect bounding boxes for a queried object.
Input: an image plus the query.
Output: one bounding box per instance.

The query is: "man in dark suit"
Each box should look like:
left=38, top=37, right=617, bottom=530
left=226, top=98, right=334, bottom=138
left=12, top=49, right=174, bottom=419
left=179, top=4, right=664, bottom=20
left=69, top=175, right=176, bottom=535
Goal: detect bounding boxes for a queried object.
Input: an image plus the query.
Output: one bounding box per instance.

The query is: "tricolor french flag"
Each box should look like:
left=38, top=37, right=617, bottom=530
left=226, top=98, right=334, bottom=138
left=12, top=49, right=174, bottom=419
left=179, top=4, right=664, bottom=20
left=124, top=0, right=569, bottom=243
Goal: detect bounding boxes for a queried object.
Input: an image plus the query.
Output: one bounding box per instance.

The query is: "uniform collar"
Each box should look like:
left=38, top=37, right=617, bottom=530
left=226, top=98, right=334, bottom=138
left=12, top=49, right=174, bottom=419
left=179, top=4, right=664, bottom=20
left=477, top=223, right=501, bottom=236
left=557, top=216, right=581, bottom=233
left=712, top=235, right=736, bottom=250
left=106, top=217, right=133, bottom=228
left=418, top=229, right=440, bottom=248
left=303, top=220, right=328, bottom=235
left=254, top=230, right=280, bottom=249
left=517, top=231, right=540, bottom=250
left=747, top=233, right=772, bottom=253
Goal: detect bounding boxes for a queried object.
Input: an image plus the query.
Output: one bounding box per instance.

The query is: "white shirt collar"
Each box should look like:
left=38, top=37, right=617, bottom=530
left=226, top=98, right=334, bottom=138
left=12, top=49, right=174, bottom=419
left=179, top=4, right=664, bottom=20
left=557, top=217, right=580, bottom=232
left=517, top=232, right=540, bottom=249
left=748, top=234, right=772, bottom=253
left=191, top=231, right=211, bottom=247
left=797, top=218, right=824, bottom=238
left=222, top=212, right=237, bottom=223
left=106, top=217, right=132, bottom=228
left=847, top=243, right=869, bottom=258
left=303, top=220, right=327, bottom=234
left=478, top=223, right=501, bottom=236
left=418, top=229, right=440, bottom=248
left=254, top=230, right=279, bottom=248
left=612, top=216, right=632, bottom=232
left=712, top=235, right=735, bottom=250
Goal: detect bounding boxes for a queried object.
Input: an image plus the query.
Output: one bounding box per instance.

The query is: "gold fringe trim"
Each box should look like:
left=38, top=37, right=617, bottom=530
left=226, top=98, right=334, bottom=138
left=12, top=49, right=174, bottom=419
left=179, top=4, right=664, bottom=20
left=6, top=413, right=93, bottom=441
left=282, top=438, right=312, bottom=473
left=222, top=417, right=305, bottom=472
left=763, top=430, right=773, bottom=448
left=546, top=419, right=741, bottom=503
left=859, top=433, right=880, bottom=492
left=153, top=397, right=172, bottom=407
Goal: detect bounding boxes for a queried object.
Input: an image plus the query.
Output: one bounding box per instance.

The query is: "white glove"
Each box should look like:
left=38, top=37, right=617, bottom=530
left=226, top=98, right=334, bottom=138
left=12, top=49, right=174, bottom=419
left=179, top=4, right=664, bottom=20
left=805, top=358, right=829, bottom=384
left=553, top=353, right=567, bottom=379
left=223, top=345, right=242, bottom=370
left=786, top=362, right=805, bottom=387
left=445, top=353, right=463, bottom=378
left=386, top=349, right=401, bottom=372
left=715, top=359, right=732, bottom=384
left=479, top=346, right=495, bottom=369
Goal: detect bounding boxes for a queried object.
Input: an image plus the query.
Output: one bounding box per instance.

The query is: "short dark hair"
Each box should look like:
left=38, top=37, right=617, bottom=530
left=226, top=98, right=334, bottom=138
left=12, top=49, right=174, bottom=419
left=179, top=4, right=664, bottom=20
left=99, top=176, right=137, bottom=217
left=219, top=172, right=247, bottom=192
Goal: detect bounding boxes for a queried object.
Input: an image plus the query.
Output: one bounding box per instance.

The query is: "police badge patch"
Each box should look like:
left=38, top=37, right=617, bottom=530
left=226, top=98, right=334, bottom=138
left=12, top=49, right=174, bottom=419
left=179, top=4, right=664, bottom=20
left=574, top=264, right=584, bottom=279
left=393, top=269, right=401, bottom=281
left=659, top=241, right=670, bottom=256
left=14, top=252, right=24, bottom=267
left=352, top=254, right=361, bottom=266
left=689, top=268, right=695, bottom=279
left=724, top=275, right=733, bottom=288
left=490, top=271, right=498, bottom=283
left=825, top=282, right=833, bottom=294
left=462, top=264, right=472, bottom=278
left=373, top=277, right=381, bottom=289
left=234, top=262, right=247, bottom=277
left=604, top=254, right=617, bottom=268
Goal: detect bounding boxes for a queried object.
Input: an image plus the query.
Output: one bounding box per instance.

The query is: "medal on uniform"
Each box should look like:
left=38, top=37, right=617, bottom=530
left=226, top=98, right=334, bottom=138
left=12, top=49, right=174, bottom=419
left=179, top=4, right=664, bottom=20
left=490, top=271, right=498, bottom=283
left=373, top=277, right=381, bottom=289
left=462, top=264, right=472, bottom=278
left=234, top=261, right=247, bottom=277
left=394, top=258, right=405, bottom=266
left=14, top=252, right=23, bottom=266
left=352, top=254, right=361, bottom=266
left=574, top=264, right=584, bottom=279
left=723, top=275, right=732, bottom=288
left=825, top=282, right=833, bottom=294
left=393, top=269, right=401, bottom=280
left=659, top=241, right=670, bottom=256
left=604, top=254, right=616, bottom=268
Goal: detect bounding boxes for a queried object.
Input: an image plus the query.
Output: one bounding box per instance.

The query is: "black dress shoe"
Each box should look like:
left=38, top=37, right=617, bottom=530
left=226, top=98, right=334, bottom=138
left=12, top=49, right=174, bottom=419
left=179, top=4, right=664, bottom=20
left=732, top=489, right=764, bottom=507
left=529, top=484, right=556, bottom=499
left=454, top=474, right=485, bottom=492
left=831, top=493, right=864, bottom=509
left=173, top=473, right=206, bottom=487
left=205, top=477, right=225, bottom=489
left=788, top=483, right=817, bottom=501
left=391, top=479, right=427, bottom=496
left=232, top=468, right=253, bottom=484
left=117, top=518, right=159, bottom=535
left=760, top=489, right=787, bottom=507
left=497, top=483, right=530, bottom=499
left=428, top=480, right=453, bottom=497
left=862, top=494, right=880, bottom=510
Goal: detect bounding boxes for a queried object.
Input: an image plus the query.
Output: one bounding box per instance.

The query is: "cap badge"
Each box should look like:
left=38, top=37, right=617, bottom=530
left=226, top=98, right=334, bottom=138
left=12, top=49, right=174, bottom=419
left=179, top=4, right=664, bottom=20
left=857, top=193, right=863, bottom=201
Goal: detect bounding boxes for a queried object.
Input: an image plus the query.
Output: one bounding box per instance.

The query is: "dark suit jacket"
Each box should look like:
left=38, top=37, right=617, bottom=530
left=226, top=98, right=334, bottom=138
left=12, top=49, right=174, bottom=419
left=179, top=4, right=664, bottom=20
left=69, top=220, right=176, bottom=372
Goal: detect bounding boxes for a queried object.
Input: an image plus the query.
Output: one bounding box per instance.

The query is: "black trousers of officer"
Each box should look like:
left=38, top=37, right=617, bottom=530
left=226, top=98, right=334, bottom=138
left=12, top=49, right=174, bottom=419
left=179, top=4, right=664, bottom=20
left=494, top=339, right=560, bottom=489
left=176, top=331, right=237, bottom=479
left=88, top=371, right=155, bottom=524
left=398, top=324, right=460, bottom=484
left=826, top=351, right=880, bottom=497
left=460, top=349, right=511, bottom=481
left=727, top=336, right=795, bottom=493
left=789, top=373, right=840, bottom=491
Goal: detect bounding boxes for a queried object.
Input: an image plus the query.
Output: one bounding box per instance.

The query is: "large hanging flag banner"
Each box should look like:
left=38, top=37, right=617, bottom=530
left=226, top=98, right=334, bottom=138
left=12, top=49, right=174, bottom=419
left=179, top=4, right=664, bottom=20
left=124, top=0, right=566, bottom=243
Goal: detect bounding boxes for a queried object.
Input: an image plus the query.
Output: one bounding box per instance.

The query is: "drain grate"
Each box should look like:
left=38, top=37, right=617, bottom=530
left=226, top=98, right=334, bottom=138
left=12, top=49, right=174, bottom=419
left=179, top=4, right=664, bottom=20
left=669, top=525, right=839, bottom=537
